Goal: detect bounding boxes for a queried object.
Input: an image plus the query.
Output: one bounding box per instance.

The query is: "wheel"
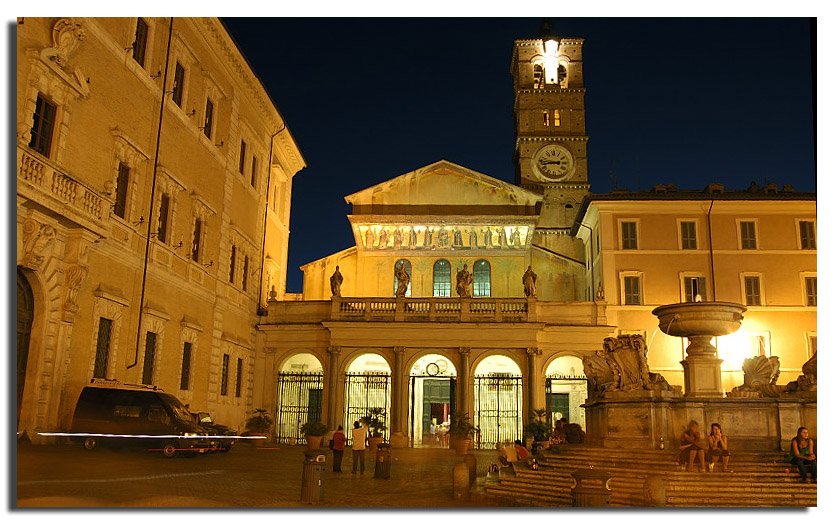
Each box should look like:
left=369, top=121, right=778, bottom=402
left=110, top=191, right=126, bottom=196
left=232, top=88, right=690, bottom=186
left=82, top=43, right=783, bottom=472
left=162, top=441, right=178, bottom=458
left=83, top=437, right=98, bottom=451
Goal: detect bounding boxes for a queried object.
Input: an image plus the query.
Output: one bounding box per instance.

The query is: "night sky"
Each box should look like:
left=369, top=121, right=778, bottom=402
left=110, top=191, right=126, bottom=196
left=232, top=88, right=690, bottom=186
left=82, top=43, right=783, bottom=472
left=221, top=18, right=816, bottom=294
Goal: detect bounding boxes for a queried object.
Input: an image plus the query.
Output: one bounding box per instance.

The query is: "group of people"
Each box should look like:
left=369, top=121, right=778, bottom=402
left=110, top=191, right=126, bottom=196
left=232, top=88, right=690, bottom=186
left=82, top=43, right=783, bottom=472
left=328, top=421, right=373, bottom=474
left=679, top=421, right=816, bottom=483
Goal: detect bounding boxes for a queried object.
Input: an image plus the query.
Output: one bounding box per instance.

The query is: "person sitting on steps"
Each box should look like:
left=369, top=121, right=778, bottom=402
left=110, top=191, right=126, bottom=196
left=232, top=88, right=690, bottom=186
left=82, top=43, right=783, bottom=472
left=514, top=439, right=530, bottom=462
left=789, top=426, right=817, bottom=484
left=707, top=422, right=731, bottom=472
left=679, top=420, right=708, bottom=472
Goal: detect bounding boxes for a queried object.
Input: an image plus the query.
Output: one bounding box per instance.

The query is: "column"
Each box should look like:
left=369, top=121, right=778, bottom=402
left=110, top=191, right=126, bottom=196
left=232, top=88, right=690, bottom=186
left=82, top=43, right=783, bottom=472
left=390, top=346, right=408, bottom=448
left=326, top=346, right=342, bottom=429
left=458, top=347, right=471, bottom=415
left=525, top=347, right=542, bottom=420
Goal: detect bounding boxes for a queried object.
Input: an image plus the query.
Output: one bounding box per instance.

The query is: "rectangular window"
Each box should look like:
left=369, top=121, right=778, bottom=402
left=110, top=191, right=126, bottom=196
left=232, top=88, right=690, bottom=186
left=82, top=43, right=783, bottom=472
left=114, top=163, right=130, bottom=219
left=180, top=342, right=192, bottom=391
left=242, top=255, right=249, bottom=291
left=203, top=98, right=214, bottom=139
left=809, top=334, right=817, bottom=356
left=680, top=221, right=697, bottom=250
left=250, top=156, right=257, bottom=187
left=239, top=140, right=247, bottom=174
left=221, top=354, right=230, bottom=396
left=683, top=276, right=706, bottom=302
left=554, top=109, right=561, bottom=126
left=191, top=218, right=202, bottom=262
left=158, top=194, right=170, bottom=243
left=132, top=18, right=148, bottom=67
left=744, top=276, right=762, bottom=306
left=142, top=331, right=157, bottom=385
left=229, top=245, right=236, bottom=283
left=621, top=221, right=637, bottom=250
left=172, top=62, right=185, bottom=107
left=93, top=318, right=113, bottom=379
left=29, top=94, right=56, bottom=157
left=235, top=358, right=243, bottom=398
left=740, top=221, right=757, bottom=250
left=805, top=276, right=817, bottom=306
left=623, top=276, right=642, bottom=305
left=799, top=221, right=816, bottom=250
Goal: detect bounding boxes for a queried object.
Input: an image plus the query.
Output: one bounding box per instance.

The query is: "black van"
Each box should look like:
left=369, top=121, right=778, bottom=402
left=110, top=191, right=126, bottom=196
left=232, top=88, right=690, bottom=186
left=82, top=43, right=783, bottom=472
left=70, top=380, right=210, bottom=457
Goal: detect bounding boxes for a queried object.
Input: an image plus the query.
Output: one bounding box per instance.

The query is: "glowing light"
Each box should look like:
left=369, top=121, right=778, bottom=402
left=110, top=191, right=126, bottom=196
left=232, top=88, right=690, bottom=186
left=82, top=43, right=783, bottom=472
left=38, top=432, right=261, bottom=440
left=715, top=328, right=764, bottom=371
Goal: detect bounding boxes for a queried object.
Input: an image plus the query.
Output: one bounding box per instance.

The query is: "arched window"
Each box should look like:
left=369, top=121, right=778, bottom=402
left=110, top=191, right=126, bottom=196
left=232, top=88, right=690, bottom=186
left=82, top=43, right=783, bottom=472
left=558, top=64, right=568, bottom=88
left=473, top=259, right=491, bottom=297
left=433, top=259, right=451, bottom=297
left=393, top=259, right=412, bottom=297
left=554, top=109, right=561, bottom=126
left=533, top=64, right=543, bottom=89
left=542, top=110, right=550, bottom=126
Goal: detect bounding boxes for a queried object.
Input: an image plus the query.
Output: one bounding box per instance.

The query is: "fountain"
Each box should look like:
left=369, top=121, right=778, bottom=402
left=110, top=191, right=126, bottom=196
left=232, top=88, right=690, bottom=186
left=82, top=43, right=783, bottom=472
left=652, top=301, right=746, bottom=398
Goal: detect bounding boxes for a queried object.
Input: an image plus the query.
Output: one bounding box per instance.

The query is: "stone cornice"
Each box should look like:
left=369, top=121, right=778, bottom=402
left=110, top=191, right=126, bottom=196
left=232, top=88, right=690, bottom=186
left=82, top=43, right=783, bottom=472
left=516, top=88, right=586, bottom=95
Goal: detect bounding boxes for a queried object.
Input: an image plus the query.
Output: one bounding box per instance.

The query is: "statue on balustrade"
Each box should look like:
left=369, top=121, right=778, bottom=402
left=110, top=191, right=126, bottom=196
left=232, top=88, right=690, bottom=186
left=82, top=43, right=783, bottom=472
left=522, top=265, right=537, bottom=297
left=330, top=266, right=343, bottom=298
left=456, top=265, right=473, bottom=298
left=582, top=334, right=677, bottom=395
left=395, top=261, right=410, bottom=297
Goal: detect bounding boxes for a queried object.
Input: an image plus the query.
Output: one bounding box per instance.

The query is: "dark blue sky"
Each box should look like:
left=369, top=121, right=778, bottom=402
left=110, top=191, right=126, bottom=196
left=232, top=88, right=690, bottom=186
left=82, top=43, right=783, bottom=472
left=222, top=18, right=816, bottom=294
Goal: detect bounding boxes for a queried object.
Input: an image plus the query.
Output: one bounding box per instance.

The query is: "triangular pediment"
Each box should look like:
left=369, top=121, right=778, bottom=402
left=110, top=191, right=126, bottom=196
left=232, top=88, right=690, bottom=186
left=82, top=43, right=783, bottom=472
left=344, top=160, right=542, bottom=207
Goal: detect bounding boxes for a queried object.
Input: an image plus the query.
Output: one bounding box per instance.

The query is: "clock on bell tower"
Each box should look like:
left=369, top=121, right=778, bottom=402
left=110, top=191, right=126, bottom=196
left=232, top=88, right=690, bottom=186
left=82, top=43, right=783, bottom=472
left=511, top=21, right=590, bottom=231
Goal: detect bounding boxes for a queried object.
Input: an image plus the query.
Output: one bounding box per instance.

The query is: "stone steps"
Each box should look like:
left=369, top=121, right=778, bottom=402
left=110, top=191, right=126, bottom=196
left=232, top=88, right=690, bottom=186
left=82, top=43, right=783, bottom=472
left=484, top=447, right=816, bottom=507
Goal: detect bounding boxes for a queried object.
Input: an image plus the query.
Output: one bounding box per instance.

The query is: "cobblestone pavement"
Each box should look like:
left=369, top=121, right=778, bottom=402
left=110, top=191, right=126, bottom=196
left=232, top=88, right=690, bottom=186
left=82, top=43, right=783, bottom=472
left=15, top=440, right=510, bottom=508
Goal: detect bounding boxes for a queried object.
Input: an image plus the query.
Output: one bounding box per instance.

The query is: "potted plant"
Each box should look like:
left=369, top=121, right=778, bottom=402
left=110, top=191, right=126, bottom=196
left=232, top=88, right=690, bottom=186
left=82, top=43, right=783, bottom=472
left=448, top=410, right=478, bottom=455
left=243, top=408, right=273, bottom=447
left=361, top=407, right=387, bottom=454
left=524, top=408, right=552, bottom=447
left=300, top=420, right=328, bottom=450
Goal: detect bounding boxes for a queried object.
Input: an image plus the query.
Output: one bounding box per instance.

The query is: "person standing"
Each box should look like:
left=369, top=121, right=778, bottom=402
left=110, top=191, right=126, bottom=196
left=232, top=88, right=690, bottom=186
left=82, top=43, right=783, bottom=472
left=331, top=425, right=346, bottom=473
left=351, top=420, right=368, bottom=475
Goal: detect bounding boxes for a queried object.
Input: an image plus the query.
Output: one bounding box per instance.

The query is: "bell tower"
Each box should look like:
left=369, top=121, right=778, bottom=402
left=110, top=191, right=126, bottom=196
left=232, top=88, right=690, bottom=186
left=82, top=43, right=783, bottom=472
left=511, top=22, right=590, bottom=232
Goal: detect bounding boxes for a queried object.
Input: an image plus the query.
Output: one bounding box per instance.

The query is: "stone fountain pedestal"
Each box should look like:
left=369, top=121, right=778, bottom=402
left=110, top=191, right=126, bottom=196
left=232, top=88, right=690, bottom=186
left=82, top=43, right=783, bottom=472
left=652, top=302, right=747, bottom=398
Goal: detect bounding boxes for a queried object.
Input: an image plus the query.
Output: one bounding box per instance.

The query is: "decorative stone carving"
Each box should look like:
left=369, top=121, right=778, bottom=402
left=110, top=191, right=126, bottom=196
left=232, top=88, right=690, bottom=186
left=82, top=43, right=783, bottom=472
left=583, top=334, right=678, bottom=395
left=394, top=261, right=409, bottom=297
left=455, top=264, right=473, bottom=298
left=330, top=265, right=343, bottom=298
left=596, top=282, right=605, bottom=301
left=728, top=355, right=783, bottom=398
left=21, top=219, right=57, bottom=270
left=522, top=265, right=537, bottom=297
left=44, top=18, right=85, bottom=68
left=785, top=351, right=817, bottom=393
left=63, top=263, right=88, bottom=313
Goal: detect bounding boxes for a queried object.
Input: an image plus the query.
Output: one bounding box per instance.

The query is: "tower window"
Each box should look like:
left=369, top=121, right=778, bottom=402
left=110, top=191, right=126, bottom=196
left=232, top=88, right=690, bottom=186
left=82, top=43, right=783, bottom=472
left=433, top=259, right=451, bottom=297
left=533, top=64, right=543, bottom=89
left=473, top=259, right=491, bottom=297
left=558, top=64, right=567, bottom=87
left=554, top=109, right=561, bottom=126
left=29, top=94, right=56, bottom=157
left=542, top=110, right=550, bottom=127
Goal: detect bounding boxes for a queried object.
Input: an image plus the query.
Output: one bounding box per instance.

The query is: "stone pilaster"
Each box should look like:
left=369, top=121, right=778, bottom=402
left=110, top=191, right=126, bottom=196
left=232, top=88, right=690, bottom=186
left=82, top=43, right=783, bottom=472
left=458, top=347, right=471, bottom=415
left=327, top=345, right=342, bottom=428
left=390, top=346, right=408, bottom=448
left=525, top=347, right=542, bottom=419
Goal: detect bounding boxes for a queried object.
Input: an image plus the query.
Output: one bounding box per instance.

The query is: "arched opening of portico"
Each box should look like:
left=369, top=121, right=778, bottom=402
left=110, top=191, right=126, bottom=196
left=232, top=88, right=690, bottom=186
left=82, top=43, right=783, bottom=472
left=275, top=353, right=324, bottom=444
left=545, top=355, right=587, bottom=430
left=344, top=353, right=391, bottom=443
left=17, top=269, right=34, bottom=427
left=473, top=355, right=523, bottom=449
left=407, top=353, right=457, bottom=447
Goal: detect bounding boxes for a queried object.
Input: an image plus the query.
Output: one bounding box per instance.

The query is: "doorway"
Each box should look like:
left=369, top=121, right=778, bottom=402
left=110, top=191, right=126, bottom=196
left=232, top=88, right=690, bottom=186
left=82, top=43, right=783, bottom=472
left=473, top=355, right=523, bottom=449
left=408, top=353, right=457, bottom=447
left=17, top=269, right=34, bottom=426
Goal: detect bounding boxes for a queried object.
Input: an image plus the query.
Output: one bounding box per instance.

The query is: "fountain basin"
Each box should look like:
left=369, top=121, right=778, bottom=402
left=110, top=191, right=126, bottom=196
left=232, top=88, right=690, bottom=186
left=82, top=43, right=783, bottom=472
left=652, top=301, right=746, bottom=339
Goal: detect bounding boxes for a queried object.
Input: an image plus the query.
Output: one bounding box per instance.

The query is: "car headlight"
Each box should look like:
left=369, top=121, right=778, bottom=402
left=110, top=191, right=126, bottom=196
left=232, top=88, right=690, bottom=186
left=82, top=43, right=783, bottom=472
left=183, top=432, right=199, bottom=437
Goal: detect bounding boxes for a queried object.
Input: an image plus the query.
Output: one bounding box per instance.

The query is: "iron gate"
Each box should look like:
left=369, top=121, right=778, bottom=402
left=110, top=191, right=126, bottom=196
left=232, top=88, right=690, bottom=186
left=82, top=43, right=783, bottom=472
left=408, top=375, right=456, bottom=446
left=344, top=372, right=391, bottom=444
left=275, top=371, right=324, bottom=444
left=473, top=373, right=523, bottom=449
left=545, top=373, right=588, bottom=429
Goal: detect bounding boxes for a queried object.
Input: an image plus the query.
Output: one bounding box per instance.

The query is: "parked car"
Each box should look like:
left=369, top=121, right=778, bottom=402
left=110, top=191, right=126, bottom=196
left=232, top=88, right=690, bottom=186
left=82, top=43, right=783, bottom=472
left=70, top=379, right=210, bottom=458
left=191, top=411, right=237, bottom=452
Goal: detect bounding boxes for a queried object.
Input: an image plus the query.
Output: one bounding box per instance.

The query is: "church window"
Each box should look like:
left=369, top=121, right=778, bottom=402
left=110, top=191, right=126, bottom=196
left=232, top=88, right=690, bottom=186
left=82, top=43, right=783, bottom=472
left=114, top=163, right=130, bottom=219
left=172, top=62, right=185, bottom=107
left=473, top=259, right=491, bottom=297
left=542, top=110, right=550, bottom=127
left=29, top=94, right=56, bottom=157
left=132, top=18, right=149, bottom=67
left=433, top=259, right=451, bottom=297
left=554, top=109, right=561, bottom=126
left=393, top=259, right=412, bottom=297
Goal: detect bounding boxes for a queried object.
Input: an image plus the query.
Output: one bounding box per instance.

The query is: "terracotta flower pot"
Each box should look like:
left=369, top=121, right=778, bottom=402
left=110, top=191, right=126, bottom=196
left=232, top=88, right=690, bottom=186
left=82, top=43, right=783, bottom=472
left=451, top=438, right=471, bottom=455
left=306, top=435, right=324, bottom=450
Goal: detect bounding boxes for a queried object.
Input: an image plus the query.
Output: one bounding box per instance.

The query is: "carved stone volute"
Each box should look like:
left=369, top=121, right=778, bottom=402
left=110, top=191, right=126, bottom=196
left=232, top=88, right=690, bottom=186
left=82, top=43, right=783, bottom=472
left=21, top=218, right=57, bottom=271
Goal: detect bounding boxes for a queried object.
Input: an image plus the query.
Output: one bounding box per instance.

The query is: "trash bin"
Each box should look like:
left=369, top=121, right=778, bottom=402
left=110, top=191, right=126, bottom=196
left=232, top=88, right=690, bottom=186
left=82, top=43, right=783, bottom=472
left=570, top=468, right=612, bottom=507
left=301, top=450, right=326, bottom=504
left=374, top=443, right=392, bottom=479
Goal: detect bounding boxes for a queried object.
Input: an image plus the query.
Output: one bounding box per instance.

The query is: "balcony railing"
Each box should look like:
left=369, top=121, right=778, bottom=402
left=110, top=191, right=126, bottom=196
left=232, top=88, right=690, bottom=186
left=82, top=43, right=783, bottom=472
left=331, top=296, right=534, bottom=322
left=18, top=147, right=107, bottom=231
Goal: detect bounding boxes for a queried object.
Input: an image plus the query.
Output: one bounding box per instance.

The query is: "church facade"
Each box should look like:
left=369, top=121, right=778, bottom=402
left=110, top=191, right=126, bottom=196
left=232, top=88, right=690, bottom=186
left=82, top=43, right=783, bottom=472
left=255, top=27, right=816, bottom=448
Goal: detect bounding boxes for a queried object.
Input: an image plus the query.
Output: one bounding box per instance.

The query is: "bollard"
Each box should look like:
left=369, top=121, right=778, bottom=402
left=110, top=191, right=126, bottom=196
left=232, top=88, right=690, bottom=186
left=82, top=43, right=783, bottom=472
left=464, top=453, right=477, bottom=486
left=374, top=443, right=392, bottom=479
left=301, top=450, right=326, bottom=504
left=452, top=459, right=470, bottom=500
left=570, top=468, right=613, bottom=507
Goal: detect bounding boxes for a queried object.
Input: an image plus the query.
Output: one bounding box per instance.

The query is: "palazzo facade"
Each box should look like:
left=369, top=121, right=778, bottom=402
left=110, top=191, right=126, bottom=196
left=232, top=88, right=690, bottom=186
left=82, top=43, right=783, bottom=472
left=16, top=17, right=304, bottom=440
